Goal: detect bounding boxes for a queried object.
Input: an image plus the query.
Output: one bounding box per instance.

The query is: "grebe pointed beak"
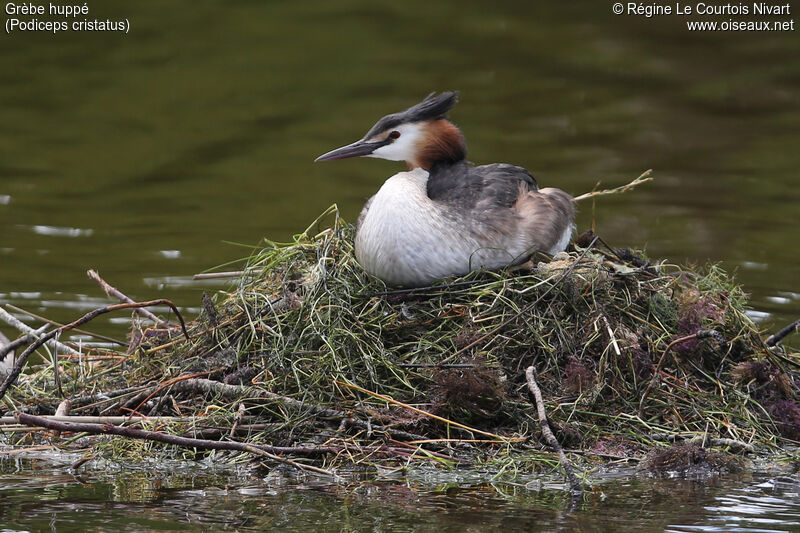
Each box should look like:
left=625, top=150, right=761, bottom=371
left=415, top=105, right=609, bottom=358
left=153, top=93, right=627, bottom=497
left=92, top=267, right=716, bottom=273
left=315, top=139, right=384, bottom=162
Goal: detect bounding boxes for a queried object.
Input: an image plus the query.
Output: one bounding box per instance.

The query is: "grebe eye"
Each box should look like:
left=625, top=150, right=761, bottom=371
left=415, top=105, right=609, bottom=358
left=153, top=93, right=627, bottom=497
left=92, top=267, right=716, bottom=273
left=388, top=130, right=401, bottom=140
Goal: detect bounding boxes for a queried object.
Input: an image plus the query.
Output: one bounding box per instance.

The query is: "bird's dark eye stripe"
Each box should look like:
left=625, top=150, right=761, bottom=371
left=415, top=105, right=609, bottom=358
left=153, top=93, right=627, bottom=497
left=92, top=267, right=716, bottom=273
left=388, top=130, right=401, bottom=140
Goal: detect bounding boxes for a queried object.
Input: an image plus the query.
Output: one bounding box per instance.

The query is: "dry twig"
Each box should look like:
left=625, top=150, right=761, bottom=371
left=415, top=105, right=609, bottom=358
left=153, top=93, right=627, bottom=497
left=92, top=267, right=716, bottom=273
left=0, top=300, right=188, bottom=401
left=573, top=169, right=653, bottom=202
left=0, top=307, right=80, bottom=356
left=766, top=318, right=800, bottom=347
left=525, top=366, right=583, bottom=495
left=15, top=412, right=339, bottom=479
left=87, top=269, right=171, bottom=328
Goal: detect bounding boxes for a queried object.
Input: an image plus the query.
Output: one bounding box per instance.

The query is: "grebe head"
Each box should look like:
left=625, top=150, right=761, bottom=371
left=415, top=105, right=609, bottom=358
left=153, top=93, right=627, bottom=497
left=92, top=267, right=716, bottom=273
left=315, top=91, right=466, bottom=170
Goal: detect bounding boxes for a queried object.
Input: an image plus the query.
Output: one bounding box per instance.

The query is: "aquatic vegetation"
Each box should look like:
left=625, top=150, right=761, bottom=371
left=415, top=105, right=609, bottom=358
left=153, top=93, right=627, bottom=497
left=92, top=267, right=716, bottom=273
left=1, top=206, right=799, bottom=481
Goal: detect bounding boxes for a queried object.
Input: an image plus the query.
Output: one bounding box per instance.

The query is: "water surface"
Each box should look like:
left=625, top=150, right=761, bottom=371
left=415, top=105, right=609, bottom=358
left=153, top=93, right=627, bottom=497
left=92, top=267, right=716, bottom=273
left=3, top=454, right=800, bottom=532
left=1, top=0, right=798, bottom=345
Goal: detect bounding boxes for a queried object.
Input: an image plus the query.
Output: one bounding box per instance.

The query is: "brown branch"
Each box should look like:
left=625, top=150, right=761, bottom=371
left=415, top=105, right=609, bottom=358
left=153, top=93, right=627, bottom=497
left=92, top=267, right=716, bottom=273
left=5, top=303, right=126, bottom=347
left=1, top=331, right=40, bottom=361
left=130, top=372, right=211, bottom=415
left=0, top=300, right=189, bottom=402
left=766, top=318, right=800, bottom=347
left=15, top=413, right=451, bottom=471
left=87, top=269, right=171, bottom=328
left=0, top=307, right=79, bottom=356
left=68, top=385, right=151, bottom=410
left=525, top=366, right=583, bottom=495
left=16, top=412, right=339, bottom=478
left=0, top=415, right=193, bottom=425
left=71, top=455, right=96, bottom=471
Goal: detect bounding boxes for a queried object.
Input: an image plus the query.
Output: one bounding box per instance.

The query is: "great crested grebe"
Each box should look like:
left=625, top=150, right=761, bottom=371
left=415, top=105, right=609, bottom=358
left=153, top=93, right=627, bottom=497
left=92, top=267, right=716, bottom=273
left=315, top=92, right=575, bottom=287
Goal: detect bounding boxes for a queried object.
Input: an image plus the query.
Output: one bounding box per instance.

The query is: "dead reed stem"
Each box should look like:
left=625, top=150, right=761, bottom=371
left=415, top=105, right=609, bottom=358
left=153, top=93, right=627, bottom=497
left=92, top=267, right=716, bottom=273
left=525, top=366, right=583, bottom=495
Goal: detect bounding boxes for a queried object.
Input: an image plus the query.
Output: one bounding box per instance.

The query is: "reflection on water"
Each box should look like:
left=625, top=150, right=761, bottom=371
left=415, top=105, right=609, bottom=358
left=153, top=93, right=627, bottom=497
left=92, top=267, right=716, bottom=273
left=3, top=454, right=800, bottom=532
left=668, top=478, right=800, bottom=532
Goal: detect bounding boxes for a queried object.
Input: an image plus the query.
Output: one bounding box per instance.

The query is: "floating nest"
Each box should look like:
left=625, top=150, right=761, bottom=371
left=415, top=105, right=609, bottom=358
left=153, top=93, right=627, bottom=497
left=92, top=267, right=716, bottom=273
left=2, top=206, right=799, bottom=477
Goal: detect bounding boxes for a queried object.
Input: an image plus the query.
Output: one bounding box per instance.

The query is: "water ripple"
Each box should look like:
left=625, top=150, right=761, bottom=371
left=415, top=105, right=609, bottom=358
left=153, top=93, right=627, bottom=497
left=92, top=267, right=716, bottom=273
left=18, top=225, right=94, bottom=237
left=668, top=478, right=800, bottom=532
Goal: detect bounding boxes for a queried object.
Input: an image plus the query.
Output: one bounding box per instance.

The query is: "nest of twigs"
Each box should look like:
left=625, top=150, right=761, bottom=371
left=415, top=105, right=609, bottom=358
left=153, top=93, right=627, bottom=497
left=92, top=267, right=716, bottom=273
left=2, top=205, right=799, bottom=477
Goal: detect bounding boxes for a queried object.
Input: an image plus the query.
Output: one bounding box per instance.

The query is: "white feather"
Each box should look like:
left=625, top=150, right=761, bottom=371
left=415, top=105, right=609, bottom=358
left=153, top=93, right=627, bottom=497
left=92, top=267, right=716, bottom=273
left=550, top=224, right=574, bottom=255
left=366, top=123, right=425, bottom=162
left=355, top=169, right=536, bottom=287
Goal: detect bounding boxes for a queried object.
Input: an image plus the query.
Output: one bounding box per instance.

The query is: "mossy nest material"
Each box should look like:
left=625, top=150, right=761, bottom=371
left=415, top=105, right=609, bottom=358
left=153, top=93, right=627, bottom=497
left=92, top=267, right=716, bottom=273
left=6, top=208, right=800, bottom=467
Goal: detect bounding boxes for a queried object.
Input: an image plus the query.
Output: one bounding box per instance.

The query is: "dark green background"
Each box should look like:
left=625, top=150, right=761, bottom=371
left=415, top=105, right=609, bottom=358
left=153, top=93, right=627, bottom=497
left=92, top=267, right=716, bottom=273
left=1, top=1, right=798, bottom=343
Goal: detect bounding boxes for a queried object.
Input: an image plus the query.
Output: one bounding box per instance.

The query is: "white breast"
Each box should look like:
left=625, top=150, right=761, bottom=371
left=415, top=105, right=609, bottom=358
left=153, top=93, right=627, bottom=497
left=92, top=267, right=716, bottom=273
left=354, top=169, right=529, bottom=287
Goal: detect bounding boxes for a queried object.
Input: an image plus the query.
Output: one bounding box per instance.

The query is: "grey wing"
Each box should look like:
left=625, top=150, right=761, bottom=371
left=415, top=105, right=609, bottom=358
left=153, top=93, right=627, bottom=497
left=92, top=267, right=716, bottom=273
left=515, top=187, right=576, bottom=253
left=428, top=162, right=538, bottom=209
left=472, top=163, right=539, bottom=208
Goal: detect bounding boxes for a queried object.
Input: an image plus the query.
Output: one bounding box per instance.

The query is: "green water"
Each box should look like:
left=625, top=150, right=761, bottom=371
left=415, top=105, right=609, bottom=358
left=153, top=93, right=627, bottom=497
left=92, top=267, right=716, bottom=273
left=1, top=0, right=798, bottom=342
left=1, top=0, right=799, bottom=529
